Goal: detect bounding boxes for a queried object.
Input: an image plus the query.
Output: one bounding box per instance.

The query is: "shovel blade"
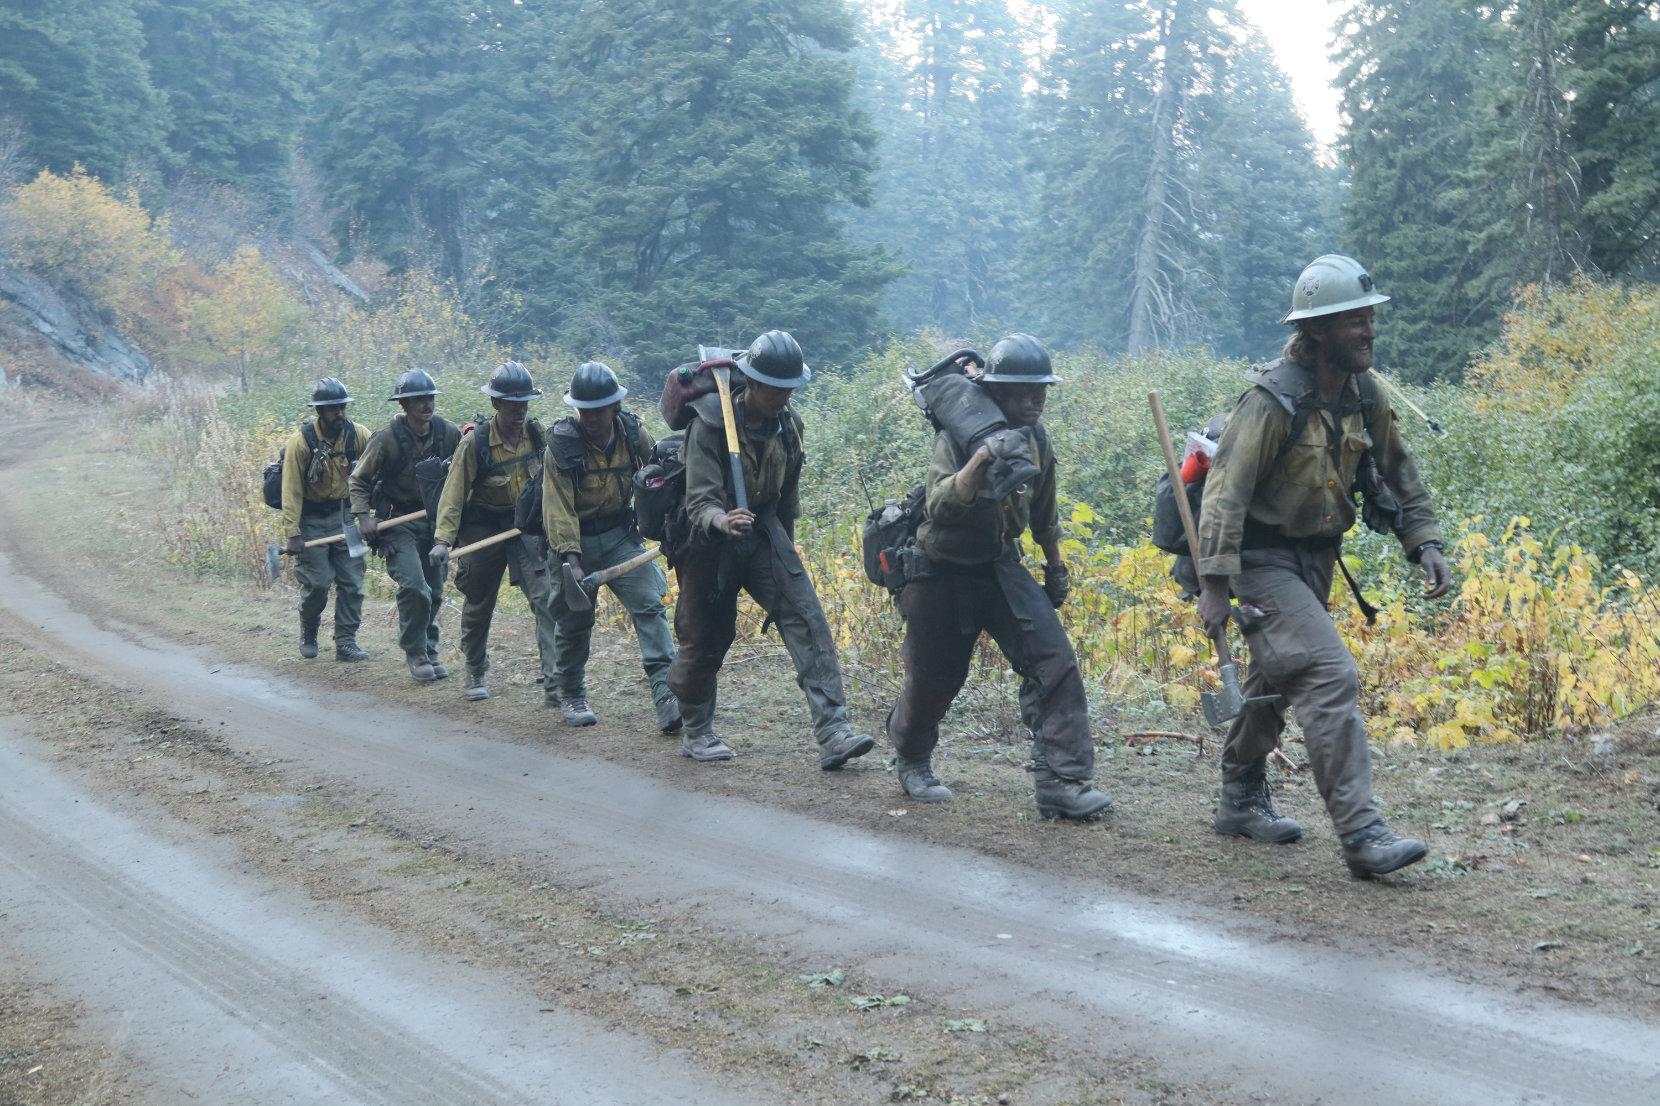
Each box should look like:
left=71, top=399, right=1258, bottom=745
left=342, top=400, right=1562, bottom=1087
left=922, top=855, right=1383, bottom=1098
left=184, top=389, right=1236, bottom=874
left=561, top=561, right=593, bottom=612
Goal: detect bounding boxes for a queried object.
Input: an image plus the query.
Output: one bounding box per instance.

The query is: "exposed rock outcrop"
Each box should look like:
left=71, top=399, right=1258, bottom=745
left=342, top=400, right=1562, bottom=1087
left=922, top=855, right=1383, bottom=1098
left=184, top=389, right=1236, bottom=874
left=0, top=257, right=152, bottom=386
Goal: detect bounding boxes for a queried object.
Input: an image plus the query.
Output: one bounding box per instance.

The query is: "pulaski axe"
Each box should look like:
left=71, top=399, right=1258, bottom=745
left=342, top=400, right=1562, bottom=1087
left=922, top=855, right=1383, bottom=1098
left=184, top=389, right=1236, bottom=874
left=1148, top=391, right=1281, bottom=728
left=265, top=505, right=406, bottom=581
left=561, top=546, right=665, bottom=612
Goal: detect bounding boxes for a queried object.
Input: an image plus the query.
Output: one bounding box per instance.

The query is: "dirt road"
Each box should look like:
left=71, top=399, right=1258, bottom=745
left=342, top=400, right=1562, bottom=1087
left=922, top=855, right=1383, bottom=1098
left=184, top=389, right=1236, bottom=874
left=1, top=539, right=1656, bottom=1106
left=0, top=720, right=760, bottom=1105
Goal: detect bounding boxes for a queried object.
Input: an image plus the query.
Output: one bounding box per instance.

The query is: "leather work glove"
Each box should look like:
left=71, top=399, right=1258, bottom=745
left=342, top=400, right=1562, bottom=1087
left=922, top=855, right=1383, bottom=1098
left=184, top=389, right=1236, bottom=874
left=1042, top=562, right=1070, bottom=609
left=980, top=428, right=1041, bottom=501
left=1417, top=543, right=1452, bottom=599
left=284, top=535, right=305, bottom=555
left=428, top=540, right=451, bottom=573
left=357, top=514, right=379, bottom=538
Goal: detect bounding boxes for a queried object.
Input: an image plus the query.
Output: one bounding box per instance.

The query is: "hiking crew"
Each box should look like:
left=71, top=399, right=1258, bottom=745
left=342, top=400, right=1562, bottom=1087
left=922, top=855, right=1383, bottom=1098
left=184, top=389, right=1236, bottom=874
left=667, top=330, right=875, bottom=768
left=347, top=369, right=462, bottom=683
left=886, top=335, right=1111, bottom=820
left=1197, top=254, right=1452, bottom=878
left=427, top=362, right=560, bottom=703
left=542, top=362, right=681, bottom=732
left=280, top=377, right=373, bottom=662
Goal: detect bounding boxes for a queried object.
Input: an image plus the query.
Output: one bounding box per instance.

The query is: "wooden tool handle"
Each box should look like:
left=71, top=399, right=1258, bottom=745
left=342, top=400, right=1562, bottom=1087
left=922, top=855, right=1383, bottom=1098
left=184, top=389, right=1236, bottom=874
left=1149, top=391, right=1232, bottom=666
left=302, top=532, right=346, bottom=549
left=582, top=546, right=663, bottom=590
left=450, top=527, right=523, bottom=559
left=711, top=365, right=749, bottom=512
left=376, top=508, right=427, bottom=530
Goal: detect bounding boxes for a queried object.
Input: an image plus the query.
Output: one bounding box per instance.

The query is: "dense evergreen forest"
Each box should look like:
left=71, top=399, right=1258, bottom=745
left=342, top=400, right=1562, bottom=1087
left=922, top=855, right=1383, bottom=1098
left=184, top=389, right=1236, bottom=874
left=4, top=0, right=1660, bottom=382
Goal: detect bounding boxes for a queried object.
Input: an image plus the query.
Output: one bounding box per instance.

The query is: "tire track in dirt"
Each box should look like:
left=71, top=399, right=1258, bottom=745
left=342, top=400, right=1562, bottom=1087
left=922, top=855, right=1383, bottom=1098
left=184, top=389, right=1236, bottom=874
left=2, top=547, right=1656, bottom=1105
left=0, top=726, right=766, bottom=1105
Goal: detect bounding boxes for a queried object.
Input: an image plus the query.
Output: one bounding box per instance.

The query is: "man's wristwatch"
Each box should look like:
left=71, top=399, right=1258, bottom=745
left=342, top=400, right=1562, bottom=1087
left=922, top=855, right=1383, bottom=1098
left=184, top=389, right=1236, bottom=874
left=1410, top=540, right=1444, bottom=563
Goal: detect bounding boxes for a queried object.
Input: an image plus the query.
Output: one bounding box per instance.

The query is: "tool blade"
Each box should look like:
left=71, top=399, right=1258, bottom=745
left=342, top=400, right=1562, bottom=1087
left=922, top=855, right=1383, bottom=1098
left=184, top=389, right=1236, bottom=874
left=561, top=561, right=593, bottom=612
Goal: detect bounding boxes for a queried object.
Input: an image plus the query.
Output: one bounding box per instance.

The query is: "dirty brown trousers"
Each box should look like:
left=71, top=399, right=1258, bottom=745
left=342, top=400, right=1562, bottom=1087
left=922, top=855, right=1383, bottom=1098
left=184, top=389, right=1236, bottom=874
left=888, top=557, right=1095, bottom=781
left=667, top=515, right=854, bottom=742
left=1225, top=545, right=1378, bottom=835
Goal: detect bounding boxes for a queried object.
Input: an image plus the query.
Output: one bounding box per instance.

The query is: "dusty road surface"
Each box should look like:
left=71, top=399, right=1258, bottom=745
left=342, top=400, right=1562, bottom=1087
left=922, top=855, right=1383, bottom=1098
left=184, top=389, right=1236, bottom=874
left=0, top=720, right=763, bottom=1106
left=2, top=541, right=1657, bottom=1106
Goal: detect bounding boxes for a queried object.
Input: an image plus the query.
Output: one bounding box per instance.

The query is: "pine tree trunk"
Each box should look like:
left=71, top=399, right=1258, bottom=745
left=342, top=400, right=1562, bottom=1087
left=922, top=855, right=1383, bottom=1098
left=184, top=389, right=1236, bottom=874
left=1127, top=1, right=1184, bottom=354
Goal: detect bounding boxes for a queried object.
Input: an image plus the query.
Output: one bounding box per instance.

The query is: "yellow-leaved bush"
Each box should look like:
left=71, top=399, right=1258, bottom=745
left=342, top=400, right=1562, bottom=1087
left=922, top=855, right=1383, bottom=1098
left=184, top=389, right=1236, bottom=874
left=801, top=507, right=1659, bottom=748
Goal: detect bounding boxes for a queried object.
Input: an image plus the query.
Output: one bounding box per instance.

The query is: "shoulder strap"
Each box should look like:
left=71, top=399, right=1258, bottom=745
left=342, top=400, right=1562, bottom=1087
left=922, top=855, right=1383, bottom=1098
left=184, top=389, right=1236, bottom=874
left=301, top=420, right=321, bottom=454
left=618, top=411, right=644, bottom=470
left=471, top=426, right=492, bottom=487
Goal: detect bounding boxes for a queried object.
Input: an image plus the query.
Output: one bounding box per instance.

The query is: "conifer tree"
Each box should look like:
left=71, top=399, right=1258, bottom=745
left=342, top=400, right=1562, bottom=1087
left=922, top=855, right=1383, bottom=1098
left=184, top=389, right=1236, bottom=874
left=0, top=0, right=168, bottom=183
left=504, top=0, right=896, bottom=376
left=138, top=0, right=316, bottom=218
left=1336, top=1, right=1499, bottom=381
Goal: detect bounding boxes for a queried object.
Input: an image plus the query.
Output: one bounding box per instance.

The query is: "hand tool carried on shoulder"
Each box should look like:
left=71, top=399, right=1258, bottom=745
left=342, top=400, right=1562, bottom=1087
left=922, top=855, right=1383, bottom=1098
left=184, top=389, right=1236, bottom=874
left=710, top=363, right=748, bottom=513
left=1149, top=390, right=1282, bottom=727
left=560, top=546, right=665, bottom=612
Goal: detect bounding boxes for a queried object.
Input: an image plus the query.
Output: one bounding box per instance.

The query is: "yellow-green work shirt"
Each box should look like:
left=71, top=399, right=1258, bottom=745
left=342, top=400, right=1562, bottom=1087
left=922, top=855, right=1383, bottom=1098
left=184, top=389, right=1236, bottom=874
left=916, top=430, right=1059, bottom=566
left=280, top=418, right=371, bottom=538
left=433, top=418, right=541, bottom=545
left=542, top=419, right=656, bottom=558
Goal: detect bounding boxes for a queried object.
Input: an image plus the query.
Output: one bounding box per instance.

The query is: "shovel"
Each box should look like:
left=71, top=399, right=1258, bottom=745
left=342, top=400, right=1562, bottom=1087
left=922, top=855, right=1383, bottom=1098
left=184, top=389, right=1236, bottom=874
left=1149, top=391, right=1282, bottom=728
left=560, top=546, right=665, bottom=612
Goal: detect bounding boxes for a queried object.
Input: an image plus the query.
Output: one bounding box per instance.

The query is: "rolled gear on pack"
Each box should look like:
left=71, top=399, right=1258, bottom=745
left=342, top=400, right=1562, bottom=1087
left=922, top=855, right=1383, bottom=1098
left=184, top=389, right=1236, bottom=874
left=660, top=346, right=736, bottom=432
left=904, top=348, right=1039, bottom=501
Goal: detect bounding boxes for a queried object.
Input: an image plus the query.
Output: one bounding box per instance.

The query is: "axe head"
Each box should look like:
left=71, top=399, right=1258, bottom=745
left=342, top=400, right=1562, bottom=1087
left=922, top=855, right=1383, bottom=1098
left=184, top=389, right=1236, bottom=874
left=561, top=561, right=593, bottom=612
left=265, top=543, right=282, bottom=583
left=341, top=513, right=368, bottom=559
left=1202, top=662, right=1250, bottom=728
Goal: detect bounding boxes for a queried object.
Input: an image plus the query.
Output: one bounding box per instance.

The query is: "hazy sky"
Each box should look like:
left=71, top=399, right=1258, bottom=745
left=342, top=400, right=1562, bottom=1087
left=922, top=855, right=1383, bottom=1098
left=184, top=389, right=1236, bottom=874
left=1235, top=0, right=1344, bottom=149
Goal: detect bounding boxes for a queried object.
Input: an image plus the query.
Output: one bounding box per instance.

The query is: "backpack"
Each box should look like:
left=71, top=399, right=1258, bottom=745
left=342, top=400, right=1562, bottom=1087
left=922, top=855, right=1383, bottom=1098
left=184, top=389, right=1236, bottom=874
left=406, top=417, right=543, bottom=530
left=861, top=483, right=927, bottom=593
left=634, top=432, right=687, bottom=543
left=261, top=420, right=359, bottom=510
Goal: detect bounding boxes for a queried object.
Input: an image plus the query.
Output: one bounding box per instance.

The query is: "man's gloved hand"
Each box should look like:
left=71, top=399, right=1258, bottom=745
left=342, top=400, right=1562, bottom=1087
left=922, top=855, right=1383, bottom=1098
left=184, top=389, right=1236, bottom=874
left=428, top=540, right=451, bottom=572
left=980, top=428, right=1041, bottom=500
left=1197, top=576, right=1232, bottom=639
left=357, top=514, right=379, bottom=538
left=1418, top=543, right=1452, bottom=599
left=1042, top=562, right=1070, bottom=608
left=284, top=535, right=305, bottom=555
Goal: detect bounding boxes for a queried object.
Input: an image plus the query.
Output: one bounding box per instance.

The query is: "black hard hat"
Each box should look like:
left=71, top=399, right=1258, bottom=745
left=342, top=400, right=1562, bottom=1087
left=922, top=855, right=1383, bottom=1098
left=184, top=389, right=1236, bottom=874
left=480, top=361, right=542, bottom=400
left=307, top=376, right=351, bottom=406
left=563, top=361, right=627, bottom=409
left=736, top=329, right=811, bottom=389
left=981, top=333, right=1061, bottom=384
left=389, top=368, right=439, bottom=400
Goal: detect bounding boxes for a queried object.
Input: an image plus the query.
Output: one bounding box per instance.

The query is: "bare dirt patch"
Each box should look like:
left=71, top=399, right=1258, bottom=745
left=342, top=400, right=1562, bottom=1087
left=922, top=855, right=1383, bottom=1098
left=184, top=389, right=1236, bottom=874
left=0, top=960, right=133, bottom=1106
left=5, top=414, right=1659, bottom=1025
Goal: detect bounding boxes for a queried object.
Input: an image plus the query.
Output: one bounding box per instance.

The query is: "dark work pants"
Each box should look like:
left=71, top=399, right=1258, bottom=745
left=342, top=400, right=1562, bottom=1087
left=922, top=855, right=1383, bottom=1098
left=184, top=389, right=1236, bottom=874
left=667, top=520, right=852, bottom=742
left=295, top=502, right=364, bottom=642
left=889, top=559, right=1095, bottom=781
left=451, top=516, right=558, bottom=685
left=1224, top=546, right=1379, bottom=835
left=376, top=515, right=444, bottom=658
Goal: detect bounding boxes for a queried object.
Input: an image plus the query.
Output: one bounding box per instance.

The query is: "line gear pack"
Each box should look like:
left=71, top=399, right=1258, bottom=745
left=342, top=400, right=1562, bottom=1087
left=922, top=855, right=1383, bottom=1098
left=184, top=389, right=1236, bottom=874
left=262, top=419, right=359, bottom=510
left=1155, top=364, right=1399, bottom=621
left=634, top=432, right=688, bottom=544
left=370, top=415, right=455, bottom=517
left=541, top=411, right=645, bottom=537
left=862, top=483, right=927, bottom=593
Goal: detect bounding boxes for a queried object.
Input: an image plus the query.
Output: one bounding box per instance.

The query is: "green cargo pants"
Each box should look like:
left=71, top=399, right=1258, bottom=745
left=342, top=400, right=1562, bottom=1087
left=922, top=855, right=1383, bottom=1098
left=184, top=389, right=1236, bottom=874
left=548, top=524, right=675, bottom=704
left=295, top=503, right=365, bottom=642
left=376, top=516, right=444, bottom=658
left=1224, top=546, right=1379, bottom=835
left=451, top=514, right=559, bottom=686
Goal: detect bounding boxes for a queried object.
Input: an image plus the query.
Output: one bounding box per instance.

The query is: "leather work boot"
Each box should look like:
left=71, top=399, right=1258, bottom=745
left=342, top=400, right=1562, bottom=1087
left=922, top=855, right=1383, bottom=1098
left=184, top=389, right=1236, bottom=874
left=465, top=668, right=490, bottom=702
left=406, top=653, right=437, bottom=683
left=679, top=697, right=734, bottom=762
left=896, top=756, right=953, bottom=803
left=1341, top=822, right=1428, bottom=878
left=426, top=652, right=449, bottom=680
left=1031, top=751, right=1112, bottom=821
left=335, top=639, right=369, bottom=662
left=561, top=697, right=598, bottom=727
left=299, top=621, right=319, bottom=660
left=1214, top=762, right=1303, bottom=844
left=817, top=729, right=876, bottom=771
left=655, top=694, right=683, bottom=734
